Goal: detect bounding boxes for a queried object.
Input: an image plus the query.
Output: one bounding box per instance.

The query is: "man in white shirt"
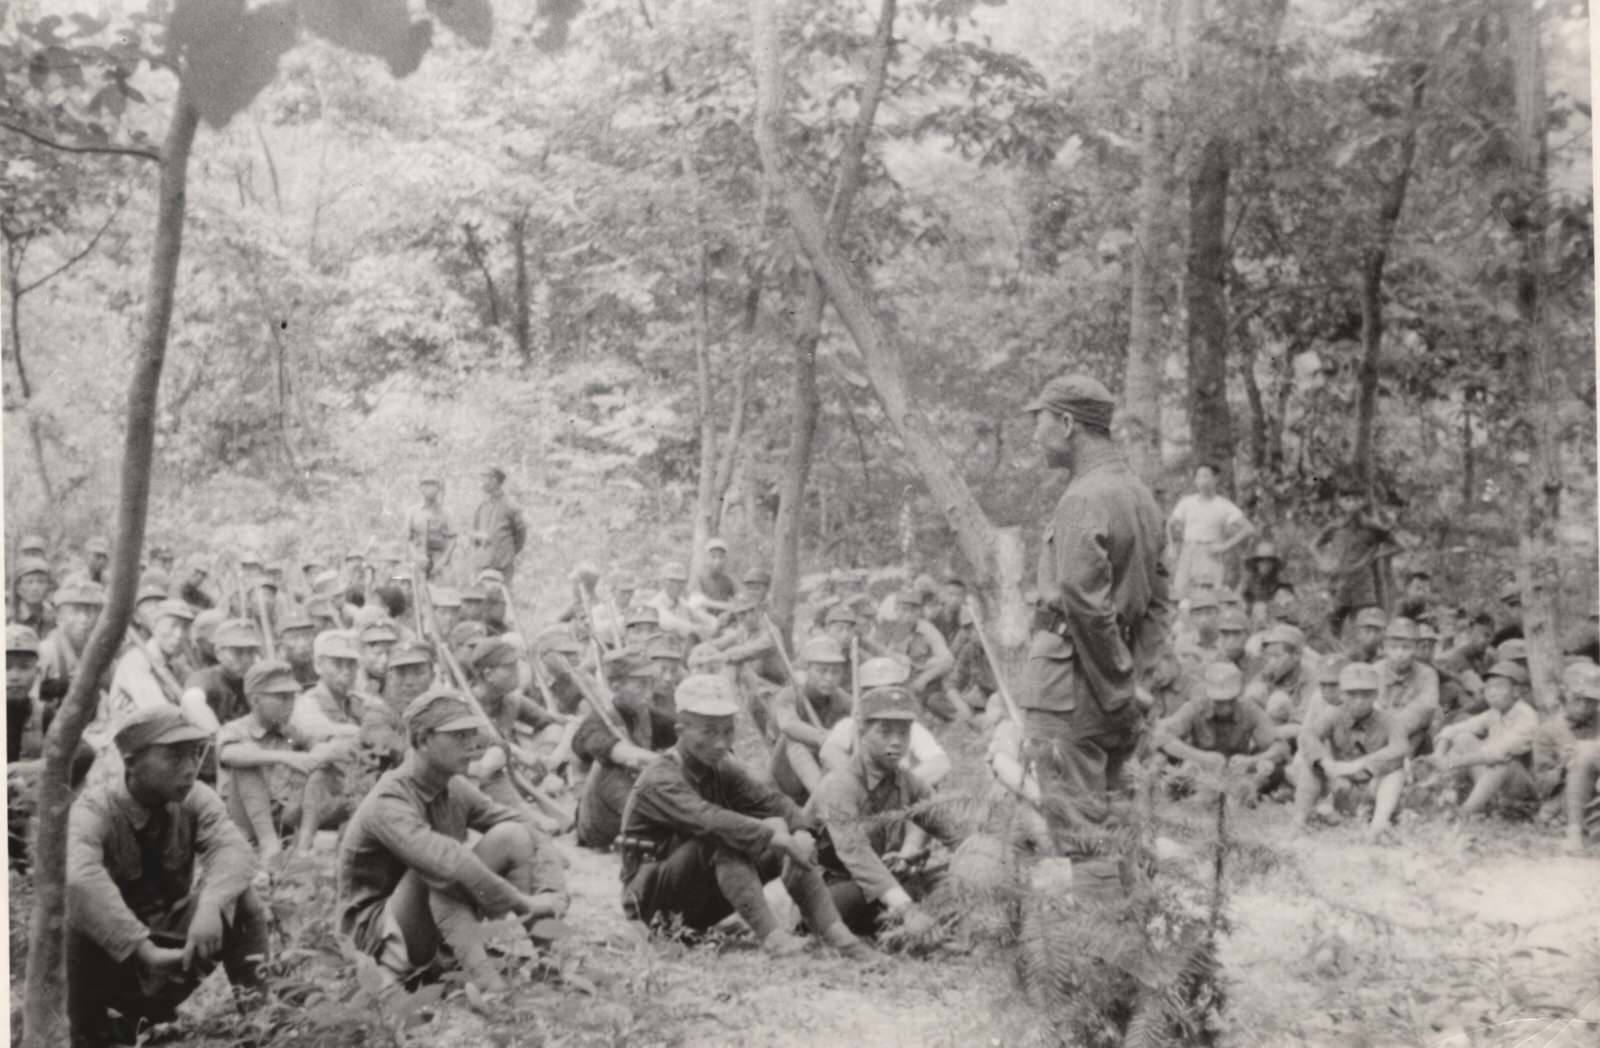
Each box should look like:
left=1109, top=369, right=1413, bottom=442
left=1167, top=463, right=1255, bottom=599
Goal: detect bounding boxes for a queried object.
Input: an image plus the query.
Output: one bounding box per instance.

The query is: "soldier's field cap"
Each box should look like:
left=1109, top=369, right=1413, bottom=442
left=214, top=618, right=263, bottom=649
left=404, top=688, right=486, bottom=734
left=1204, top=662, right=1244, bottom=701
left=7, top=624, right=40, bottom=655
left=344, top=549, right=365, bottom=562
left=858, top=656, right=911, bottom=689
left=1416, top=620, right=1440, bottom=642
left=1496, top=638, right=1528, bottom=664
left=467, top=636, right=519, bottom=670
left=1245, top=540, right=1281, bottom=564
left=706, top=537, right=728, bottom=553
left=1355, top=607, right=1388, bottom=629
left=86, top=537, right=110, bottom=555
left=244, top=659, right=301, bottom=695
left=660, top=561, right=690, bottom=582
left=1384, top=617, right=1419, bottom=641
left=1317, top=655, right=1349, bottom=684
left=535, top=626, right=582, bottom=656
left=1485, top=661, right=1530, bottom=685
left=313, top=629, right=360, bottom=660
left=430, top=585, right=462, bottom=609
left=859, top=686, right=918, bottom=721
left=823, top=603, right=858, bottom=626
left=449, top=620, right=489, bottom=650
left=742, top=568, right=773, bottom=586
left=625, top=605, right=661, bottom=627
left=645, top=635, right=683, bottom=661
left=14, top=556, right=50, bottom=578
left=152, top=599, right=196, bottom=623
left=311, top=569, right=341, bottom=593
left=1561, top=661, right=1600, bottom=700
left=730, top=594, right=761, bottom=615
left=460, top=586, right=487, bottom=602
left=54, top=581, right=106, bottom=607
left=1218, top=608, right=1249, bottom=632
left=137, top=580, right=168, bottom=605
left=482, top=466, right=507, bottom=483
left=278, top=609, right=315, bottom=633
left=1023, top=373, right=1116, bottom=428
left=387, top=641, right=435, bottom=669
left=19, top=534, right=47, bottom=554
left=305, top=597, right=337, bottom=620
left=1499, top=581, right=1522, bottom=604
left=1338, top=662, right=1381, bottom=693
left=1188, top=590, right=1220, bottom=612
left=801, top=636, right=846, bottom=664
left=115, top=706, right=210, bottom=756
left=192, top=608, right=227, bottom=642
left=1261, top=623, right=1304, bottom=651
left=675, top=673, right=740, bottom=717
left=477, top=569, right=506, bottom=588
left=361, top=621, right=400, bottom=644
left=605, top=649, right=656, bottom=680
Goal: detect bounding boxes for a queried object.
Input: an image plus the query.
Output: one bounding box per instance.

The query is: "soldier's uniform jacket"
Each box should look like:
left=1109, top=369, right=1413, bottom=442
left=616, top=747, right=812, bottom=888
left=216, top=713, right=316, bottom=844
left=1449, top=701, right=1538, bottom=766
left=338, top=753, right=563, bottom=955
left=806, top=748, right=959, bottom=903
left=185, top=665, right=249, bottom=725
left=293, top=681, right=363, bottom=743
left=472, top=493, right=526, bottom=575
left=1377, top=660, right=1441, bottom=741
left=1531, top=715, right=1600, bottom=794
left=67, top=776, right=256, bottom=962
left=1297, top=703, right=1408, bottom=776
left=1154, top=697, right=1281, bottom=759
left=572, top=704, right=654, bottom=849
left=770, top=678, right=852, bottom=743
left=1029, top=440, right=1171, bottom=713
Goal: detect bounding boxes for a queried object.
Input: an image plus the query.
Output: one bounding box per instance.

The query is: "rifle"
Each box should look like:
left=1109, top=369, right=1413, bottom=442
left=582, top=637, right=634, bottom=742
left=965, top=598, right=1022, bottom=726
left=578, top=585, right=619, bottom=652
left=761, top=614, right=823, bottom=729
left=124, top=628, right=187, bottom=705
left=253, top=586, right=278, bottom=661
left=850, top=635, right=861, bottom=710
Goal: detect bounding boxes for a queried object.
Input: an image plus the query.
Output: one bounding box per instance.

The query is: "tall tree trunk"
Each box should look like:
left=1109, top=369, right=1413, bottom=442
left=1239, top=330, right=1267, bottom=504
left=766, top=0, right=896, bottom=644
left=2, top=240, right=58, bottom=505
left=512, top=210, right=532, bottom=363
left=751, top=0, right=1029, bottom=653
left=1354, top=67, right=1425, bottom=491
left=1185, top=136, right=1234, bottom=484
left=1121, top=0, right=1174, bottom=477
left=22, top=85, right=199, bottom=1048
left=711, top=297, right=755, bottom=535
left=1505, top=0, right=1562, bottom=710
left=689, top=225, right=716, bottom=587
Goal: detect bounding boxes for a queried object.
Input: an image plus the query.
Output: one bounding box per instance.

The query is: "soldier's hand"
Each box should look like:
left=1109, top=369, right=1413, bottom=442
left=897, top=904, right=939, bottom=940
left=184, top=904, right=226, bottom=970
left=135, top=940, right=186, bottom=980
left=775, top=829, right=816, bottom=869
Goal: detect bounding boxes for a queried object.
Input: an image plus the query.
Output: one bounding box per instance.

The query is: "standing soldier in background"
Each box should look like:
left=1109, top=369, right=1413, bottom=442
left=1022, top=374, right=1170, bottom=891
left=39, top=581, right=109, bottom=735
left=1166, top=463, right=1255, bottom=599
left=407, top=477, right=456, bottom=581
left=693, top=538, right=738, bottom=615
left=1312, top=470, right=1401, bottom=638
left=471, top=466, right=527, bottom=590
left=84, top=537, right=111, bottom=586
left=11, top=556, right=55, bottom=637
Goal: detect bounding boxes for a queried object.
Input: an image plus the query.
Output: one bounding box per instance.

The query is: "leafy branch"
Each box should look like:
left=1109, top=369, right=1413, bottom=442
left=0, top=119, right=159, bottom=162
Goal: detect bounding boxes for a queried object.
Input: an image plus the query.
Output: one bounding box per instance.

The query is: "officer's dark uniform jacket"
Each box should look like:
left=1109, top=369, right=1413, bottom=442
left=1028, top=440, right=1172, bottom=713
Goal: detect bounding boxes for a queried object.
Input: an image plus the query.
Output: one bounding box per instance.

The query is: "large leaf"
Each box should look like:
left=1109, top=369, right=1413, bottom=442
left=178, top=0, right=298, bottom=128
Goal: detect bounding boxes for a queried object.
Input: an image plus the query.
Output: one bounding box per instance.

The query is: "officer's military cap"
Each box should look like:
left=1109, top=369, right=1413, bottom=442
left=387, top=641, right=436, bottom=669
left=604, top=649, right=656, bottom=680
left=1338, top=662, right=1381, bottom=693
left=659, top=561, right=690, bottom=583
left=1384, top=617, right=1419, bottom=641
left=858, top=686, right=918, bottom=721
left=115, top=706, right=210, bottom=757
left=742, top=568, right=773, bottom=587
left=625, top=605, right=661, bottom=627
left=1561, top=661, right=1600, bottom=700
left=6, top=624, right=40, bottom=655
left=404, top=688, right=486, bottom=734
left=1354, top=607, right=1388, bottom=630
left=313, top=629, right=360, bottom=660
left=858, top=656, right=911, bottom=689
left=86, top=537, right=110, bottom=556
left=706, top=537, right=728, bottom=553
left=1203, top=662, right=1244, bottom=701
left=1023, top=373, right=1116, bottom=429
left=54, top=581, right=106, bottom=608
left=674, top=673, right=740, bottom=717
left=214, top=619, right=263, bottom=649
left=1261, top=623, right=1305, bottom=651
left=244, top=659, right=301, bottom=696
left=429, top=585, right=462, bottom=609
left=800, top=636, right=846, bottom=664
left=19, top=534, right=47, bottom=555
left=1496, top=638, right=1528, bottom=664
left=1217, top=608, right=1249, bottom=633
left=1188, top=590, right=1220, bottom=612
left=1485, top=661, right=1529, bottom=686
left=13, top=556, right=50, bottom=578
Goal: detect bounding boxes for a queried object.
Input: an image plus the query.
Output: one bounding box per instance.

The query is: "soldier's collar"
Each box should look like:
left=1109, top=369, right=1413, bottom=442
left=1067, top=439, right=1125, bottom=478
left=108, top=774, right=164, bottom=830
left=852, top=745, right=894, bottom=791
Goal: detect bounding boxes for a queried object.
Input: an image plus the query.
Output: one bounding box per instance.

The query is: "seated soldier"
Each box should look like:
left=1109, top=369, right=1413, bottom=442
left=615, top=674, right=872, bottom=959
left=1174, top=589, right=1221, bottom=671
left=808, top=684, right=962, bottom=943
left=688, top=596, right=783, bottom=734
left=1257, top=624, right=1317, bottom=738
left=820, top=657, right=953, bottom=788
left=769, top=636, right=854, bottom=805
left=278, top=610, right=319, bottom=689
left=355, top=620, right=399, bottom=698
left=464, top=636, right=566, bottom=812
left=875, top=587, right=958, bottom=722
left=1142, top=646, right=1200, bottom=723
left=1346, top=607, right=1387, bottom=664
left=573, top=651, right=661, bottom=850
left=1428, top=661, right=1539, bottom=819
left=338, top=688, right=568, bottom=994
left=40, top=580, right=110, bottom=736
left=1290, top=662, right=1408, bottom=835
left=217, top=660, right=347, bottom=864
left=360, top=640, right=439, bottom=772
left=644, top=634, right=686, bottom=748
left=1536, top=661, right=1600, bottom=852
left=1376, top=617, right=1440, bottom=756
left=289, top=629, right=370, bottom=853
left=66, top=706, right=267, bottom=1048
left=1155, top=662, right=1289, bottom=799
left=1214, top=607, right=1256, bottom=677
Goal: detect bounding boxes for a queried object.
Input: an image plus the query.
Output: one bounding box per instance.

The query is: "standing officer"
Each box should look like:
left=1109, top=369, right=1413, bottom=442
left=1022, top=373, right=1170, bottom=880
left=471, top=467, right=527, bottom=590
left=406, top=477, right=456, bottom=580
